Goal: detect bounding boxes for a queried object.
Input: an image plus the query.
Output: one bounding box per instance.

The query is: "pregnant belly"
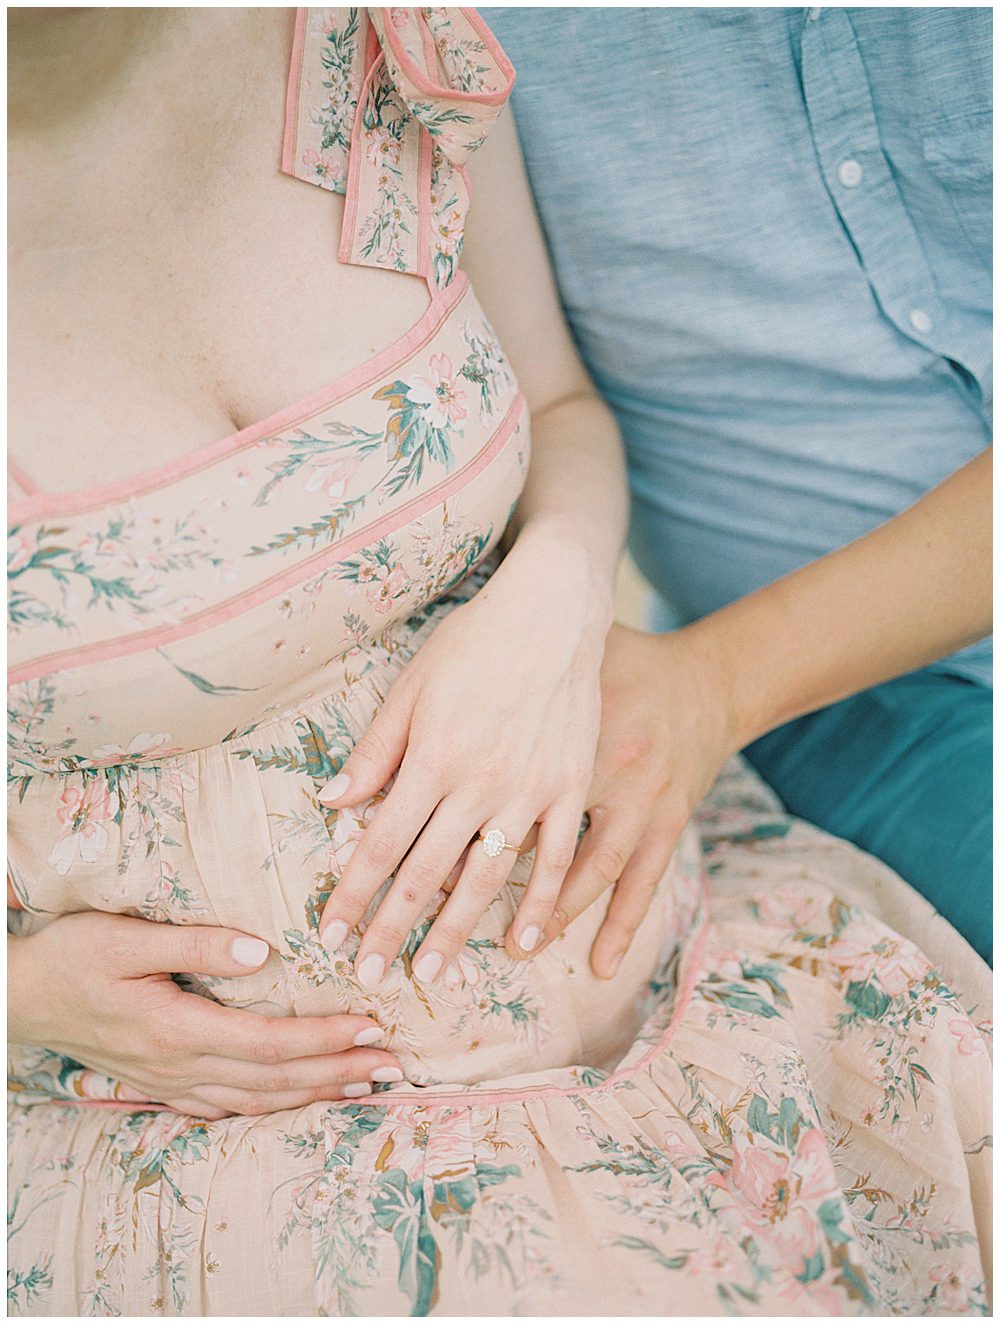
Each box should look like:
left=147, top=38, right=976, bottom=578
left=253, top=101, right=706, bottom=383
left=8, top=638, right=705, bottom=1094
left=8, top=812, right=704, bottom=1099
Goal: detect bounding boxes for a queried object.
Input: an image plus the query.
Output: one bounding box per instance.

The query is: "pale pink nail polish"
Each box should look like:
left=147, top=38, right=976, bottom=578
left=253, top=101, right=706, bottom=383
left=321, top=920, right=348, bottom=955
left=518, top=925, right=541, bottom=953
left=356, top=953, right=385, bottom=990
left=353, top=1025, right=384, bottom=1047
left=317, top=771, right=350, bottom=804
left=231, top=936, right=269, bottom=967
left=412, top=951, right=443, bottom=984
left=371, top=1066, right=404, bottom=1083
left=443, top=963, right=462, bottom=990
left=343, top=1082, right=373, bottom=1098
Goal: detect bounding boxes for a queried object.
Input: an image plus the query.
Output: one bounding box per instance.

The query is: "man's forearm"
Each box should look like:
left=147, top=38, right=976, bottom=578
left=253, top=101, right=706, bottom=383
left=682, top=447, right=992, bottom=750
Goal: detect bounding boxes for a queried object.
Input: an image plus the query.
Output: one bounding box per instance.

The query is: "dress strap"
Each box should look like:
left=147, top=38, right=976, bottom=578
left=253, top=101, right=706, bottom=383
left=281, top=8, right=514, bottom=288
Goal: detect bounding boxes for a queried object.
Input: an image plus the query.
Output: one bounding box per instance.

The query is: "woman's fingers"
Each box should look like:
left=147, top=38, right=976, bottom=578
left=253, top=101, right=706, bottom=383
left=410, top=809, right=535, bottom=980
left=181, top=999, right=392, bottom=1063
left=505, top=800, right=584, bottom=957
left=317, top=770, right=437, bottom=957
left=194, top=1081, right=385, bottom=1116
left=194, top=1047, right=405, bottom=1094
left=589, top=825, right=680, bottom=979
left=351, top=806, right=471, bottom=989
left=109, top=915, right=273, bottom=979
left=316, top=688, right=412, bottom=809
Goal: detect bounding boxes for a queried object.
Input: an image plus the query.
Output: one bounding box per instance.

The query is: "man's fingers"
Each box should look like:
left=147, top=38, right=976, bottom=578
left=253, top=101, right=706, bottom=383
left=590, top=827, right=680, bottom=979
left=108, top=916, right=273, bottom=979
left=533, top=807, right=645, bottom=952
left=181, top=1000, right=390, bottom=1062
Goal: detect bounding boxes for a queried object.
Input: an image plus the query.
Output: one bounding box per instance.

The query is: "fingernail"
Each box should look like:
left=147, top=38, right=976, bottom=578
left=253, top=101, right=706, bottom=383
left=412, top=951, right=443, bottom=984
left=443, top=963, right=461, bottom=990
left=356, top=953, right=385, bottom=990
left=321, top=920, right=348, bottom=955
left=317, top=772, right=351, bottom=804
left=518, top=925, right=541, bottom=953
left=343, top=1082, right=373, bottom=1098
left=231, top=936, right=269, bottom=967
left=371, top=1066, right=404, bottom=1083
left=353, top=1025, right=384, bottom=1047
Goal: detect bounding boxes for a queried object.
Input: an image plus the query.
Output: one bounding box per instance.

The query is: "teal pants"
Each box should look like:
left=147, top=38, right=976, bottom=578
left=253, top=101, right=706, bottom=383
left=742, top=669, right=993, bottom=964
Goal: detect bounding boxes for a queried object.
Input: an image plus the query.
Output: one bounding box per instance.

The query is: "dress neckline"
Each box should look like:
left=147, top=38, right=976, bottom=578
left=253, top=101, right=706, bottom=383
left=8, top=272, right=469, bottom=526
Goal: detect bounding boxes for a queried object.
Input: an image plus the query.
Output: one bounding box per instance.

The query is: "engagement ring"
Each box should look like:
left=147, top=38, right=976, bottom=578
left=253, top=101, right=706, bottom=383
left=478, top=828, right=521, bottom=858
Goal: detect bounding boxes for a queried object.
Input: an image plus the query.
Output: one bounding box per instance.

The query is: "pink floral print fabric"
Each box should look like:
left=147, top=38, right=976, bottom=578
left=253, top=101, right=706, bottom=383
left=6, top=9, right=992, bottom=1317
left=281, top=7, right=514, bottom=286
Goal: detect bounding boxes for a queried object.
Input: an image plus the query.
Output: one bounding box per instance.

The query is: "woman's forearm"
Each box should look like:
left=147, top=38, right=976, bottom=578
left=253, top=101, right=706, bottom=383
left=506, top=389, right=629, bottom=612
left=683, top=447, right=992, bottom=751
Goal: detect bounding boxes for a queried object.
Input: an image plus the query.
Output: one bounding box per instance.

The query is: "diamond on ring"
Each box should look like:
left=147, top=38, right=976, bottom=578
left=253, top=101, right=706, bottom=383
left=481, top=828, right=506, bottom=858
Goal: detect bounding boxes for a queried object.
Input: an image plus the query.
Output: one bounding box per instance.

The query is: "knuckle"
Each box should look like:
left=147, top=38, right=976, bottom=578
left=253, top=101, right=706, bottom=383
left=400, top=857, right=444, bottom=895
left=468, top=867, right=501, bottom=898
left=472, top=753, right=506, bottom=793
left=363, top=833, right=401, bottom=872
left=368, top=919, right=406, bottom=950
left=355, top=725, right=393, bottom=768
left=550, top=903, right=571, bottom=932
left=250, top=1029, right=284, bottom=1066
left=177, top=928, right=212, bottom=972
left=236, top=1092, right=270, bottom=1117
left=592, top=843, right=629, bottom=884
left=547, top=844, right=577, bottom=873
left=258, top=1066, right=292, bottom=1093
left=427, top=920, right=466, bottom=952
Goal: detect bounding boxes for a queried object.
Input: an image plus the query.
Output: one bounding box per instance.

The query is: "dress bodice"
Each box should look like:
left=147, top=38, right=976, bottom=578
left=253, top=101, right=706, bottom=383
left=7, top=8, right=704, bottom=1100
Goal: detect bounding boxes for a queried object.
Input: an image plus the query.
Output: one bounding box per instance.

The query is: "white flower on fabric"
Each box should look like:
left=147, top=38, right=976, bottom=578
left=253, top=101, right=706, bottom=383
left=409, top=355, right=468, bottom=432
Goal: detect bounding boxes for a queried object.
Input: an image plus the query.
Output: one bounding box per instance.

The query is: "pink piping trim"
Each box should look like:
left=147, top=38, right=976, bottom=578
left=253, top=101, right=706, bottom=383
left=416, top=115, right=434, bottom=282
left=8, top=273, right=470, bottom=526
left=8, top=389, right=526, bottom=685
left=338, top=31, right=382, bottom=270
left=279, top=7, right=308, bottom=177
left=7, top=458, right=42, bottom=498
left=34, top=873, right=713, bottom=1117
left=380, top=7, right=515, bottom=105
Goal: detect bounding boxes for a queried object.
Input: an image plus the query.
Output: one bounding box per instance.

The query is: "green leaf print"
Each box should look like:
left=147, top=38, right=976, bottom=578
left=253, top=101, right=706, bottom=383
left=612, top=1235, right=688, bottom=1272
left=701, top=978, right=781, bottom=1020
left=158, top=651, right=261, bottom=697
left=845, top=978, right=892, bottom=1021
left=372, top=1170, right=441, bottom=1317
left=747, top=1094, right=809, bottom=1151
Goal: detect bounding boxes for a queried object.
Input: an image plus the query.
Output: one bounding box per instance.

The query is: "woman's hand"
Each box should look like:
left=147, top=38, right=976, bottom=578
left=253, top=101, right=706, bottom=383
left=9, top=912, right=404, bottom=1119
left=316, top=519, right=611, bottom=988
left=527, top=623, right=738, bottom=977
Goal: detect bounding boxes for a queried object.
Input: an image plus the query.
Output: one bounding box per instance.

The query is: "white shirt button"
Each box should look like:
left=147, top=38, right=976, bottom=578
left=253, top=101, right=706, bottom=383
left=837, top=159, right=864, bottom=188
left=909, top=308, right=933, bottom=334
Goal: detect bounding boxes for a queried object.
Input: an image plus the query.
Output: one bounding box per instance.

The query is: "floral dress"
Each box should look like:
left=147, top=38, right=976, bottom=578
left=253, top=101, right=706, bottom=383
left=6, top=8, right=992, bottom=1317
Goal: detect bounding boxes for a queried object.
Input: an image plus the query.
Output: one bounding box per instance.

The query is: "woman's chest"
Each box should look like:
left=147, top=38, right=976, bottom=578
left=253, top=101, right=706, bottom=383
left=8, top=72, right=430, bottom=497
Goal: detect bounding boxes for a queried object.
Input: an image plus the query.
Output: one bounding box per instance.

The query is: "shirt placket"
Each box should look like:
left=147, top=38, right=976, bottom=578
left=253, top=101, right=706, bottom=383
left=799, top=7, right=989, bottom=417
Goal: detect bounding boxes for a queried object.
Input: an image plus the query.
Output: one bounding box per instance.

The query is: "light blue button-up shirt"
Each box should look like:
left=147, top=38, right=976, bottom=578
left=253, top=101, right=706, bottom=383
left=484, top=7, right=992, bottom=684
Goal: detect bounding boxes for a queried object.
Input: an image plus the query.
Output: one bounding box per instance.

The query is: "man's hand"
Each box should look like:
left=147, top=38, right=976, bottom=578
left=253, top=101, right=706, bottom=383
left=513, top=623, right=737, bottom=977
left=9, top=912, right=405, bottom=1117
